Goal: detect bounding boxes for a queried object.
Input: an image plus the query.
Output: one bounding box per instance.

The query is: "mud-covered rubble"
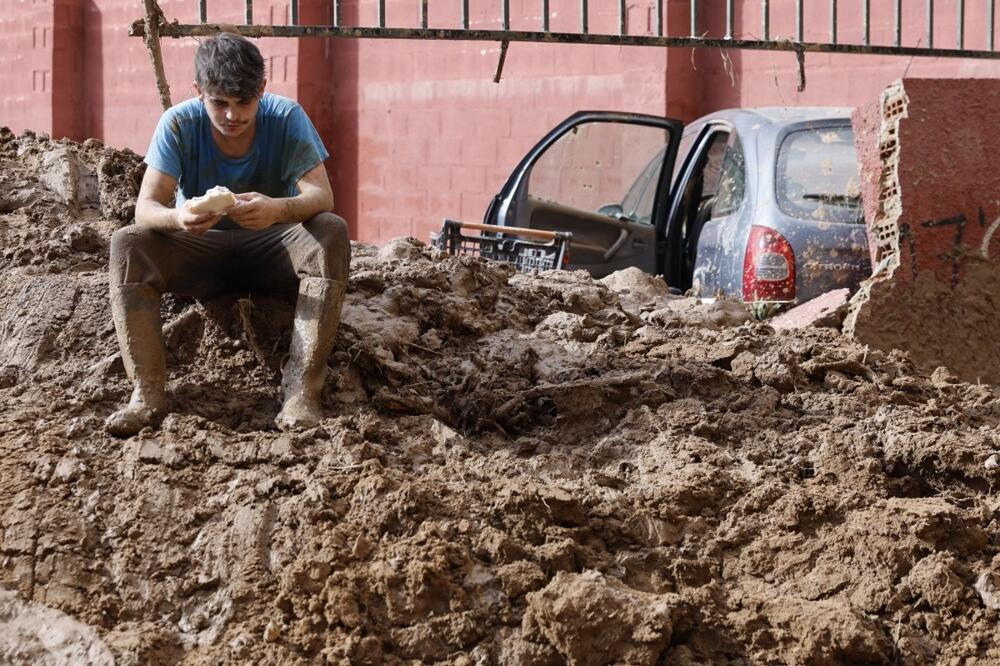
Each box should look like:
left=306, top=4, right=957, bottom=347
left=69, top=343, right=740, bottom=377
left=3, top=130, right=1000, bottom=664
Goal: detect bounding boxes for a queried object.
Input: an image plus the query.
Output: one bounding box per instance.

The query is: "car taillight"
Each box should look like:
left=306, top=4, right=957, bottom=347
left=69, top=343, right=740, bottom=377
left=743, top=225, right=796, bottom=301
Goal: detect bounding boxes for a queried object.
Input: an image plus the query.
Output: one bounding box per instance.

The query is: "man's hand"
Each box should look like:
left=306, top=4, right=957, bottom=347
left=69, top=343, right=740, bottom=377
left=229, top=192, right=282, bottom=230
left=174, top=207, right=224, bottom=235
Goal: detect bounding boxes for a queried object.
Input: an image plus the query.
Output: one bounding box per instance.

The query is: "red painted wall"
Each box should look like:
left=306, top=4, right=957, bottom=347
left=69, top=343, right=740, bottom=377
left=2, top=0, right=999, bottom=244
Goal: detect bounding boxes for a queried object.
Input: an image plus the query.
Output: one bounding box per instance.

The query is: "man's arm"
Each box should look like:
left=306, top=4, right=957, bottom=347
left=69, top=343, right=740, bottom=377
left=228, top=162, right=333, bottom=231
left=135, top=166, right=223, bottom=235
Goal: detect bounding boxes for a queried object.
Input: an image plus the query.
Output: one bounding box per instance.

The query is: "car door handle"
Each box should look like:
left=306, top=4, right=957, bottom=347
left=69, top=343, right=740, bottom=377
left=604, top=228, right=630, bottom=261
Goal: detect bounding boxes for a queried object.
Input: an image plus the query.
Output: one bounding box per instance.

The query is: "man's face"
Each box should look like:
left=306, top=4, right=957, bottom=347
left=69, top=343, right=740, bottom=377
left=196, top=83, right=265, bottom=139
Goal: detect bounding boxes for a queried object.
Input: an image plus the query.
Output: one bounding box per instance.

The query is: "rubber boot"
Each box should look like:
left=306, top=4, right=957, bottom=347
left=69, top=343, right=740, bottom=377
left=105, top=283, right=169, bottom=437
left=276, top=277, right=347, bottom=430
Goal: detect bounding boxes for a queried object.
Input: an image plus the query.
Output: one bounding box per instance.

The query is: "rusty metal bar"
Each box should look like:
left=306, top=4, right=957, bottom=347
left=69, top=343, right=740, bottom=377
left=129, top=22, right=1000, bottom=59
left=862, top=0, right=869, bottom=45
left=199, top=0, right=207, bottom=23
left=895, top=0, right=903, bottom=48
left=829, top=0, right=836, bottom=44
left=726, top=0, right=734, bottom=39
left=926, top=0, right=933, bottom=48
left=502, top=0, right=509, bottom=30
left=580, top=0, right=588, bottom=34
left=542, top=0, right=549, bottom=32
left=796, top=0, right=803, bottom=42
left=618, top=0, right=625, bottom=35
left=762, top=0, right=769, bottom=41
left=655, top=0, right=662, bottom=37
left=141, top=0, right=171, bottom=110
left=462, top=0, right=468, bottom=29
left=421, top=0, right=428, bottom=29
left=690, top=0, right=697, bottom=37
left=378, top=0, right=385, bottom=28
left=957, top=0, right=964, bottom=49
left=290, top=0, right=298, bottom=25
left=990, top=0, right=996, bottom=51
left=246, top=0, right=253, bottom=24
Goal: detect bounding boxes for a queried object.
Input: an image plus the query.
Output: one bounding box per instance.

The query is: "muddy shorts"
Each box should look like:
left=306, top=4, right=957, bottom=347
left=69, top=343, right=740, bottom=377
left=109, top=213, right=351, bottom=298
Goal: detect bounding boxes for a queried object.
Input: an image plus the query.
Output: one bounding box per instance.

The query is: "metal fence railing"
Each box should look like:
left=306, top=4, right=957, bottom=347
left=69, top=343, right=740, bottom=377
left=133, top=0, right=1000, bottom=109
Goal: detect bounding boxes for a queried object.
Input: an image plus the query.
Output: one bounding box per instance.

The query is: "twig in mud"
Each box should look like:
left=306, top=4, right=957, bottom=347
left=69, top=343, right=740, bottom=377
left=236, top=298, right=276, bottom=376
left=404, top=341, right=443, bottom=356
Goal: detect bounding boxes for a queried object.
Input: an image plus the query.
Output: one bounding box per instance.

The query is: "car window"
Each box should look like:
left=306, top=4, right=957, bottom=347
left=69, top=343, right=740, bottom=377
left=620, top=145, right=665, bottom=224
left=776, top=126, right=863, bottom=224
left=712, top=135, right=745, bottom=218
left=527, top=121, right=671, bottom=222
left=672, top=130, right=701, bottom=182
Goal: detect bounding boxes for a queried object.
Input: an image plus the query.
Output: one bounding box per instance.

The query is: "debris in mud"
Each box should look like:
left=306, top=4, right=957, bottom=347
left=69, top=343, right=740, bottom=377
left=3, top=128, right=1000, bottom=664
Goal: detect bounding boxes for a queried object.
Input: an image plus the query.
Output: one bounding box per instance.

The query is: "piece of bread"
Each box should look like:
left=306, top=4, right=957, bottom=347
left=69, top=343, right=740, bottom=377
left=186, top=186, right=237, bottom=215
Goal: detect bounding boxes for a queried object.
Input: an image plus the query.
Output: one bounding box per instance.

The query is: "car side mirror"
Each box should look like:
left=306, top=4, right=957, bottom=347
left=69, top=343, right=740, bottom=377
left=598, top=203, right=624, bottom=218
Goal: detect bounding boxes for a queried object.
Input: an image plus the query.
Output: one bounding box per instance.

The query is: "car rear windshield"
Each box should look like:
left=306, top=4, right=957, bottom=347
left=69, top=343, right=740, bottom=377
left=776, top=126, right=863, bottom=224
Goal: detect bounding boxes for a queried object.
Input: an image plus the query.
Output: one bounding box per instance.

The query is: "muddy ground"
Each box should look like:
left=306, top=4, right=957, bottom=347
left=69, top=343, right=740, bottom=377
left=2, top=130, right=1000, bottom=665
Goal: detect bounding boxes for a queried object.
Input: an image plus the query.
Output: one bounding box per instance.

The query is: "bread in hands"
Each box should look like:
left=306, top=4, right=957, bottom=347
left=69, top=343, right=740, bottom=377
left=186, top=186, right=238, bottom=215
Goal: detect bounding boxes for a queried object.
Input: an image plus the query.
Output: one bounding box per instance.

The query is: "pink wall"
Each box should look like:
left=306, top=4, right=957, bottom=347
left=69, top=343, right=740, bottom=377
left=3, top=0, right=999, bottom=244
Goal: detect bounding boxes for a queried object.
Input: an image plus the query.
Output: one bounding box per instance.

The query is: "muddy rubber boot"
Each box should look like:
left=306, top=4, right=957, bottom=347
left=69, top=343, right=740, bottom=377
left=276, top=278, right=347, bottom=431
left=105, top=283, right=169, bottom=438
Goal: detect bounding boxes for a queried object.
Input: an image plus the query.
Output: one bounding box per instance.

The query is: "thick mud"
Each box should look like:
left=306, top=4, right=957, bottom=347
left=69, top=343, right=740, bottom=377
left=3, top=130, right=1000, bottom=665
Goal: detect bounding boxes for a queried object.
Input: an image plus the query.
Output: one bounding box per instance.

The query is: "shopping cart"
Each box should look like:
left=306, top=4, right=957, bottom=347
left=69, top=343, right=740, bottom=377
left=431, top=219, right=572, bottom=273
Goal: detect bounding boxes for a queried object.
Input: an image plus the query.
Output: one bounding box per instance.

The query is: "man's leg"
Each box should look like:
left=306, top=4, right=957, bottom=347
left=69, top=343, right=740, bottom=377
left=236, top=213, right=351, bottom=429
left=105, top=226, right=228, bottom=437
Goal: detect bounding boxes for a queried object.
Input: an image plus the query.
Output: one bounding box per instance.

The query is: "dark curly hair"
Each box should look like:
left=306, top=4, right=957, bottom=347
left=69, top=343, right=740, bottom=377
left=194, top=33, right=265, bottom=102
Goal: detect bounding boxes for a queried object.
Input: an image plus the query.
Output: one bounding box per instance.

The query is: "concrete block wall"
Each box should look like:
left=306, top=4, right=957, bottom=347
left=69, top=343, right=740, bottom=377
left=846, top=78, right=1000, bottom=384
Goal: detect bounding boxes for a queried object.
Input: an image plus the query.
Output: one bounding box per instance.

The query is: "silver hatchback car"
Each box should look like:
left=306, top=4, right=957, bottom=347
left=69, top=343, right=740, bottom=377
left=484, top=108, right=872, bottom=304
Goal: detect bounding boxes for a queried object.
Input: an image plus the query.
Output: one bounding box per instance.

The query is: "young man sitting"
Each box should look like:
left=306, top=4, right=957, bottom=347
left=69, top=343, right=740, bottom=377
left=106, top=32, right=350, bottom=436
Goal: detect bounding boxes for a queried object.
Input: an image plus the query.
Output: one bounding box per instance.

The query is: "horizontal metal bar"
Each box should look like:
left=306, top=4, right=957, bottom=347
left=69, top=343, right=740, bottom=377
left=129, top=21, right=1000, bottom=59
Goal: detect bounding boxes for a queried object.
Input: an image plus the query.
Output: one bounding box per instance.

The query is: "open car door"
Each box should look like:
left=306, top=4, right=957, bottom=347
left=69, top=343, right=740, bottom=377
left=484, top=112, right=683, bottom=278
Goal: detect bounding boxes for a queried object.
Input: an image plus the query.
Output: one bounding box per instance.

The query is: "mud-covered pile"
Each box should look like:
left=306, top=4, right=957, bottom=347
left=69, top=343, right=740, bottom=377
left=3, top=130, right=1000, bottom=665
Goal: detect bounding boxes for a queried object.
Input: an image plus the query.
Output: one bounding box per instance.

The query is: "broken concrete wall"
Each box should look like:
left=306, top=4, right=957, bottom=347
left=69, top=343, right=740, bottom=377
left=846, top=78, right=1000, bottom=384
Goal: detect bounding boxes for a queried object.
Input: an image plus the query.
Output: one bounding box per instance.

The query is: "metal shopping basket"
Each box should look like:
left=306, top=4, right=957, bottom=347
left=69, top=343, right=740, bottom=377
left=431, top=219, right=572, bottom=273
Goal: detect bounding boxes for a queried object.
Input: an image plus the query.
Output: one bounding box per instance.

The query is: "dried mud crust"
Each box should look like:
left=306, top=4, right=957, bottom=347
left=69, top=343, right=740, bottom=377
left=2, top=132, right=1000, bottom=665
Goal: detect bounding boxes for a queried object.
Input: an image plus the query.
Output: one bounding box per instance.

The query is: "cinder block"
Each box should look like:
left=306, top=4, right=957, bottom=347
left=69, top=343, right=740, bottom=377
left=846, top=78, right=1000, bottom=384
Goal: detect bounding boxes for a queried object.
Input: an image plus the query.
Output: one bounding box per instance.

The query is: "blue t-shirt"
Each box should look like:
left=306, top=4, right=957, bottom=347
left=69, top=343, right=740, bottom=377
left=144, top=93, right=329, bottom=229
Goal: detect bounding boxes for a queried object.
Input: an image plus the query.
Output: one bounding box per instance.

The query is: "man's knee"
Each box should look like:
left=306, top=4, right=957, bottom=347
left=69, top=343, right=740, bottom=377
left=110, top=225, right=163, bottom=287
left=303, top=213, right=351, bottom=280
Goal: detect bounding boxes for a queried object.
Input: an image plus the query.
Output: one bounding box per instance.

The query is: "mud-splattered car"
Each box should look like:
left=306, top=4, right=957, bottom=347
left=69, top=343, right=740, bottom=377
left=484, top=108, right=872, bottom=304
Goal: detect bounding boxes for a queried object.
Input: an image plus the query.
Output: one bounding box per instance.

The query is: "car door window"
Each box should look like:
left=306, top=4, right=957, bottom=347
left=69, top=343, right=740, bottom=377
left=527, top=121, right=671, bottom=223
left=712, top=135, right=746, bottom=218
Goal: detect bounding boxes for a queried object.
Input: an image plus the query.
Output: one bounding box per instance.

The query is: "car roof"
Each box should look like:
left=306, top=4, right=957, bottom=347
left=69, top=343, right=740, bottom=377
left=693, top=106, right=854, bottom=132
